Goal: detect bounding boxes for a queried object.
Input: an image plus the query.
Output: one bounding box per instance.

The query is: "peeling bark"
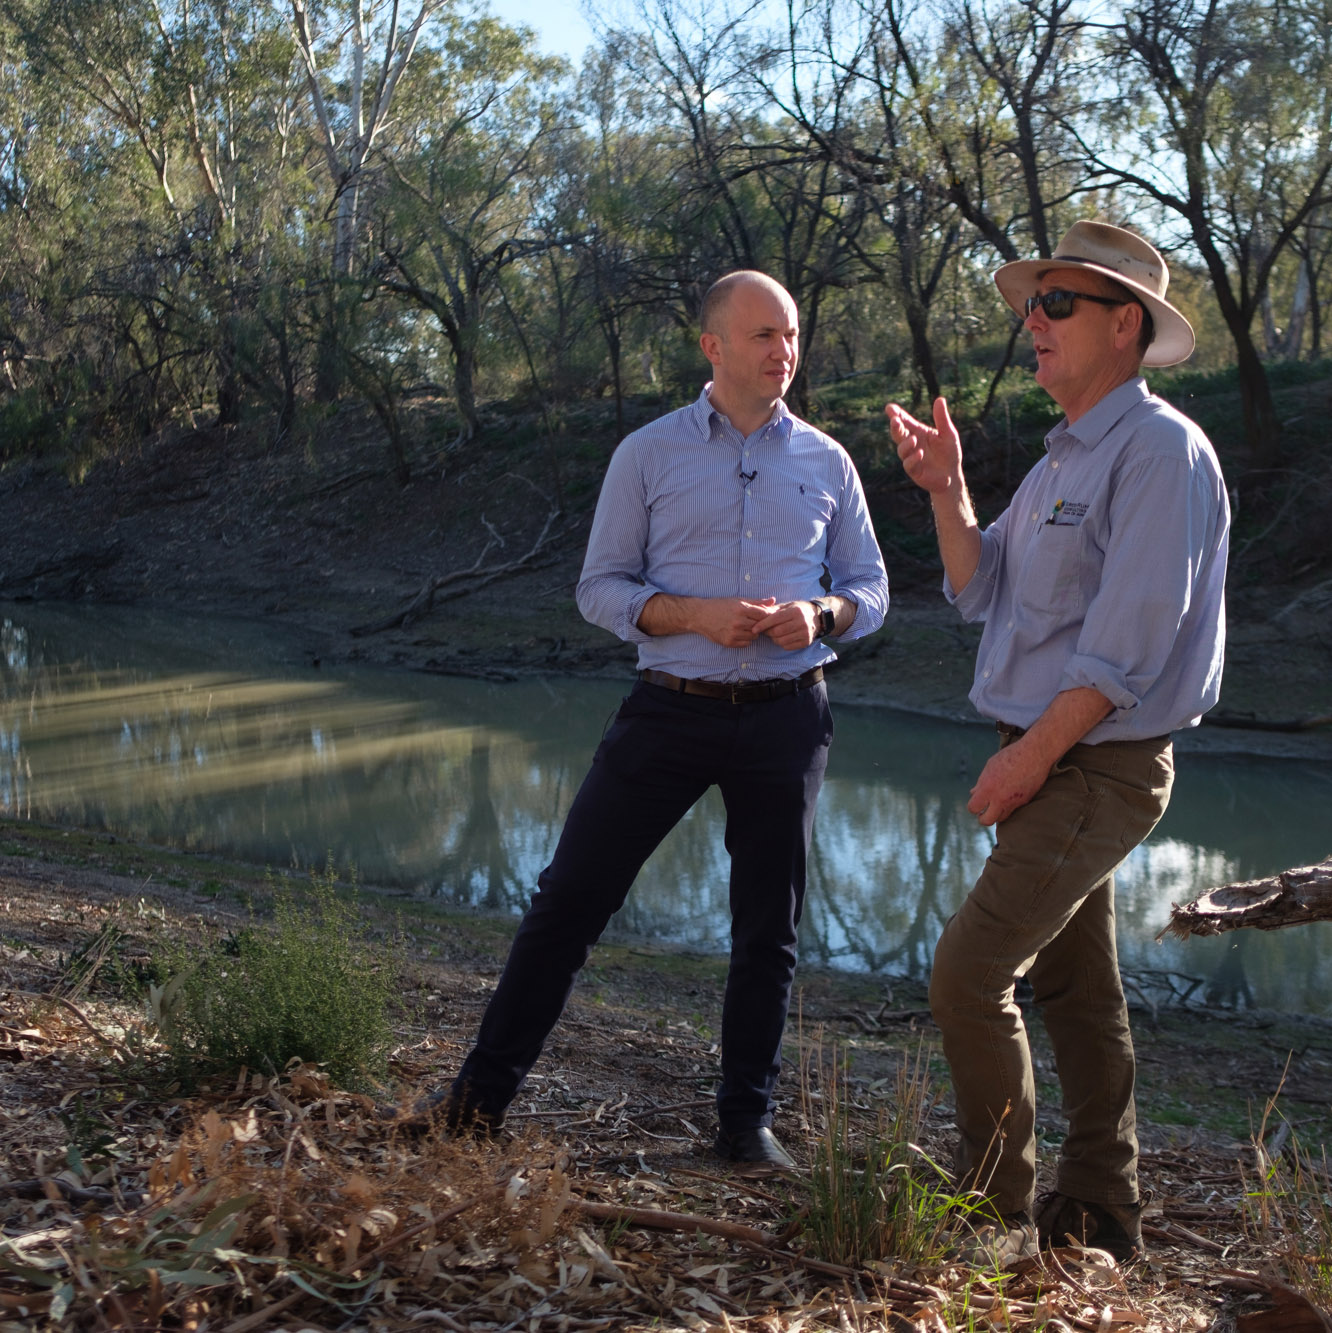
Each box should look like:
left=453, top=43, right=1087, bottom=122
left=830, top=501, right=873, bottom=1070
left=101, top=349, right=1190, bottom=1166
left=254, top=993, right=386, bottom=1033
left=1158, top=857, right=1332, bottom=940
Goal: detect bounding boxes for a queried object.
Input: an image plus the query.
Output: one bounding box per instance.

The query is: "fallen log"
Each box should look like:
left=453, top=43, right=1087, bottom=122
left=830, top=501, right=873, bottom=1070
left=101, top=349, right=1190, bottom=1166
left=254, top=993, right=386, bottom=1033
left=1157, top=856, right=1332, bottom=941
left=350, top=506, right=560, bottom=636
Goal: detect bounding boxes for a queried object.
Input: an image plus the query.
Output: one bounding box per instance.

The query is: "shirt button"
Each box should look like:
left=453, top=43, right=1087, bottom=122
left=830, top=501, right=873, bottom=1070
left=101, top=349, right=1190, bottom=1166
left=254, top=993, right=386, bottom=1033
left=746, top=530, right=753, bottom=539
left=1031, top=512, right=1039, bottom=521
left=744, top=573, right=751, bottom=581
left=983, top=669, right=992, bottom=679
left=1007, top=619, right=1014, bottom=629
left=1051, top=460, right=1059, bottom=469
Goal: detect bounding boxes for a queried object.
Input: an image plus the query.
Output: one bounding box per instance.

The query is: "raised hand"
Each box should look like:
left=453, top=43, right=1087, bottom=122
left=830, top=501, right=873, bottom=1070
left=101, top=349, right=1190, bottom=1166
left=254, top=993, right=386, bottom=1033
left=885, top=397, right=963, bottom=496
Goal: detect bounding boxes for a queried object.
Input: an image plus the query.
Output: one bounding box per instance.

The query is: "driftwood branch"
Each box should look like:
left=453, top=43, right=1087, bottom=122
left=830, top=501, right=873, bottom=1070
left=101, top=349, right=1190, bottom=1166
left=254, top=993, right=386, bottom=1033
left=1158, top=856, right=1332, bottom=941
left=350, top=508, right=560, bottom=636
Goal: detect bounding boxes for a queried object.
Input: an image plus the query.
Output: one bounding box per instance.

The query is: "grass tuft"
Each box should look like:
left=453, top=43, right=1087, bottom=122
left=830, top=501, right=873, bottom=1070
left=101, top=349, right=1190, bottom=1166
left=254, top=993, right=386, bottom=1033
left=1244, top=1078, right=1332, bottom=1310
left=798, top=1033, right=960, bottom=1268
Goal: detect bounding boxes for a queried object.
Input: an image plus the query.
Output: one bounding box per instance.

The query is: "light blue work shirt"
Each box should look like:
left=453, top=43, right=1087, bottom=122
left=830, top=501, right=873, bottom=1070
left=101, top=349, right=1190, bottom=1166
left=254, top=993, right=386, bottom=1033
left=949, top=377, right=1229, bottom=744
left=576, top=387, right=889, bottom=681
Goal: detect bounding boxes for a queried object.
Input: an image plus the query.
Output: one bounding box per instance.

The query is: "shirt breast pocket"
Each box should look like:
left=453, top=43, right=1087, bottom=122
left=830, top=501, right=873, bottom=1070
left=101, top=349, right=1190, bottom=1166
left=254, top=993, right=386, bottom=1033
left=795, top=487, right=837, bottom=551
left=1017, top=522, right=1087, bottom=614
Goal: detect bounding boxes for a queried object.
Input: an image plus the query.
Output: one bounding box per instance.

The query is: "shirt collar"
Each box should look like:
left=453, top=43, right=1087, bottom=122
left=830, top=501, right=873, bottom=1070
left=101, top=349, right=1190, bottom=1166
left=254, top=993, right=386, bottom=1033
left=693, top=384, right=793, bottom=443
left=1046, top=377, right=1150, bottom=453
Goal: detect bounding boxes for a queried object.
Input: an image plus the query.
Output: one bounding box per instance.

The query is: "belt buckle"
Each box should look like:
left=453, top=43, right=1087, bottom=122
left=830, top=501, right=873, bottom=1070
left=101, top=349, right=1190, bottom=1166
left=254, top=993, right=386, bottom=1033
left=729, top=681, right=742, bottom=704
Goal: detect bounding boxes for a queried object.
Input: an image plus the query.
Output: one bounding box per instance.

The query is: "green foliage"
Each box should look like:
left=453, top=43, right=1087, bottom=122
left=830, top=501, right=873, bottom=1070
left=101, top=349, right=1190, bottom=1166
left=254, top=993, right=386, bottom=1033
left=152, top=860, right=394, bottom=1090
left=798, top=1038, right=958, bottom=1267
left=0, top=385, right=77, bottom=460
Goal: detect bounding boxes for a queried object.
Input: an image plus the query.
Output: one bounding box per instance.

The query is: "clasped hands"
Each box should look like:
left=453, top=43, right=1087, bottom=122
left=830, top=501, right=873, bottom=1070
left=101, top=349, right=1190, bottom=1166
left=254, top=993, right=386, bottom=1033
left=701, top=596, right=824, bottom=651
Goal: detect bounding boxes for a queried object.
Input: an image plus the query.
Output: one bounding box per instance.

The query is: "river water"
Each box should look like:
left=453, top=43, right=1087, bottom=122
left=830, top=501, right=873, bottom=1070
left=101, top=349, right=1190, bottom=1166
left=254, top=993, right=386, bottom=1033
left=2, top=602, right=1329, bottom=1015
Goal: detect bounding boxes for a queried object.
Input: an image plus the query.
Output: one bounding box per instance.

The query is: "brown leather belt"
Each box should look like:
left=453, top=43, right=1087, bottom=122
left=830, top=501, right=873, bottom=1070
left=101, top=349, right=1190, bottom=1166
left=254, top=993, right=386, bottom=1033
left=639, top=666, right=824, bottom=704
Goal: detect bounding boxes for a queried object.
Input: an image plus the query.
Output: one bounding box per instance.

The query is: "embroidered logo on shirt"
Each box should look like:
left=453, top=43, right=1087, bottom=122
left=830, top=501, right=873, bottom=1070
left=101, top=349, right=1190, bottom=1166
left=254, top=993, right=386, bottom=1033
left=1045, top=499, right=1088, bottom=526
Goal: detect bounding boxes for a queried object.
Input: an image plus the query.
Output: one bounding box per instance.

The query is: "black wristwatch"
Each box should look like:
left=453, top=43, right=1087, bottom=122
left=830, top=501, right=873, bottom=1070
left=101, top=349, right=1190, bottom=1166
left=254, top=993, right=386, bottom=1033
left=811, top=598, right=836, bottom=639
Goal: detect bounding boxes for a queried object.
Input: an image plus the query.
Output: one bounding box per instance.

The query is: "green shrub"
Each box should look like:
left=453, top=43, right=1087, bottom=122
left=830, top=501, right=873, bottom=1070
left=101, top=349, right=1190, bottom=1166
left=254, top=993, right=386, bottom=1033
left=153, top=861, right=394, bottom=1090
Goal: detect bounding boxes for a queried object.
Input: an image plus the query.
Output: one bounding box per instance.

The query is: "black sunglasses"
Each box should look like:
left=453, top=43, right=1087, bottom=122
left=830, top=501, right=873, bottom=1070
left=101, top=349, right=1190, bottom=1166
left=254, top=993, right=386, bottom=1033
left=1023, top=289, right=1128, bottom=320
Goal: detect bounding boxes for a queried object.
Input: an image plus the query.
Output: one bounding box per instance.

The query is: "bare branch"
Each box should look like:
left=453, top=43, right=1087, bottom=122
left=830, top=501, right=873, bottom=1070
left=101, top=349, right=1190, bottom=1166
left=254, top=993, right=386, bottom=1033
left=350, top=508, right=562, bottom=635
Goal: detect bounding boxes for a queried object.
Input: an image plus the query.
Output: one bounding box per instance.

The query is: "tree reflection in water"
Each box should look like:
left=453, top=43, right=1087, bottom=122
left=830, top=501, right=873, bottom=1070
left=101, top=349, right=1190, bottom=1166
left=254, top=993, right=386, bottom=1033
left=2, top=601, right=1331, bottom=1016
left=436, top=738, right=521, bottom=911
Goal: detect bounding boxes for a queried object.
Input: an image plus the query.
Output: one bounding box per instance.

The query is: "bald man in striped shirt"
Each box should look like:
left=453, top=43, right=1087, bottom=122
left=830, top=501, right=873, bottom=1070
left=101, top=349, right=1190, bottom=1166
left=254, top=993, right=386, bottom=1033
left=429, top=272, right=889, bottom=1168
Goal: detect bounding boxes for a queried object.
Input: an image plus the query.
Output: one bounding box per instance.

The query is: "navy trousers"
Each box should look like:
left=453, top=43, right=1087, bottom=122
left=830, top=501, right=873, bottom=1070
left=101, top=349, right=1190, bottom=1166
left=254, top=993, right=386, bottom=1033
left=451, top=677, right=833, bottom=1132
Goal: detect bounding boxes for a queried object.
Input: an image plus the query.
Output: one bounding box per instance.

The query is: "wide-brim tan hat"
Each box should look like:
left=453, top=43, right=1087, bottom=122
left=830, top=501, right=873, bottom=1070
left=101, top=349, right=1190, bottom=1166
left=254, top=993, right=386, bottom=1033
left=993, top=220, right=1195, bottom=367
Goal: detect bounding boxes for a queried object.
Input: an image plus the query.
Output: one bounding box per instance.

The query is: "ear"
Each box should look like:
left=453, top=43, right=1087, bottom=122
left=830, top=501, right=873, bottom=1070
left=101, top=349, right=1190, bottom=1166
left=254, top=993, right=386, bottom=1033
left=700, top=330, right=723, bottom=367
left=1114, top=301, right=1144, bottom=352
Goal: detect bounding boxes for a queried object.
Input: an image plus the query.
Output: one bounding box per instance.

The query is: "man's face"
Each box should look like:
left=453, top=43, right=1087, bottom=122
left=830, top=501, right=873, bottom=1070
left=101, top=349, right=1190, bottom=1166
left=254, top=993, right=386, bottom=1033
left=1027, top=268, right=1129, bottom=412
left=702, top=281, right=800, bottom=415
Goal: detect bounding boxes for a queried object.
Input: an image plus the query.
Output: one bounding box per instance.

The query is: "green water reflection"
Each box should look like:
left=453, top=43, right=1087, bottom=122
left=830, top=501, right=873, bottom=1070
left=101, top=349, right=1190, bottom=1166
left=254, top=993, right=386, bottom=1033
left=2, top=603, right=1330, bottom=1015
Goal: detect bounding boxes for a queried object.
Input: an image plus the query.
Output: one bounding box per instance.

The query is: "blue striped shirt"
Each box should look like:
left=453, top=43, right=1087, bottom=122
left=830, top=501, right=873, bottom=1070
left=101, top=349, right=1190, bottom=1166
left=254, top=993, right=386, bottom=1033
left=576, top=387, right=889, bottom=681
left=950, top=377, right=1229, bottom=742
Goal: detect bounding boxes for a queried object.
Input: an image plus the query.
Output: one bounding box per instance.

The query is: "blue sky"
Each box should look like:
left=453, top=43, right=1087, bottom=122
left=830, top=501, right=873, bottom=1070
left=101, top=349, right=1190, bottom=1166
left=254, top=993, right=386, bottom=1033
left=486, top=0, right=599, bottom=58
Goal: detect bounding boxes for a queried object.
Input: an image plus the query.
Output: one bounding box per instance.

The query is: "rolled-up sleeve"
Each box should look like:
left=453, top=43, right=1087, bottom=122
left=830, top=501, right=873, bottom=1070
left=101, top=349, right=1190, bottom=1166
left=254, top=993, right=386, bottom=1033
left=826, top=464, right=889, bottom=638
left=947, top=508, right=1010, bottom=621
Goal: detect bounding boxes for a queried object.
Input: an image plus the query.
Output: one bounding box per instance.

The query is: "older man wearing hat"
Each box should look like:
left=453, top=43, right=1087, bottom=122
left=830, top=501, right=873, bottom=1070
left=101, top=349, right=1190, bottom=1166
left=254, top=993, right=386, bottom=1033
left=886, top=221, right=1229, bottom=1265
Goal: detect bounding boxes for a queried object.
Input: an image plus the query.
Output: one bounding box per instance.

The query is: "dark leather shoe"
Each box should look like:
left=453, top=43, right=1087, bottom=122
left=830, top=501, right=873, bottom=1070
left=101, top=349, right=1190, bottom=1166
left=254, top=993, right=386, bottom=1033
left=395, top=1087, right=506, bottom=1138
left=713, top=1126, right=796, bottom=1169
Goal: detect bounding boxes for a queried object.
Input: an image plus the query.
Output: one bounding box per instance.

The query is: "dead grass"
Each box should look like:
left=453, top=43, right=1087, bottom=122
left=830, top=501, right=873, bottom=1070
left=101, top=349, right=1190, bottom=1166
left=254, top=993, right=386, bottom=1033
left=3, top=847, right=1331, bottom=1330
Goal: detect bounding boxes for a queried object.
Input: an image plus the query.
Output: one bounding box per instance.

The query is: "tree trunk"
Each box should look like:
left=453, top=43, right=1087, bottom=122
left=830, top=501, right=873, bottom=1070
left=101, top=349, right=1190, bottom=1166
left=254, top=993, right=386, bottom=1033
left=903, top=293, right=941, bottom=403
left=1232, top=329, right=1282, bottom=470
left=453, top=341, right=480, bottom=444
left=1284, top=257, right=1312, bottom=359
left=1191, top=220, right=1284, bottom=467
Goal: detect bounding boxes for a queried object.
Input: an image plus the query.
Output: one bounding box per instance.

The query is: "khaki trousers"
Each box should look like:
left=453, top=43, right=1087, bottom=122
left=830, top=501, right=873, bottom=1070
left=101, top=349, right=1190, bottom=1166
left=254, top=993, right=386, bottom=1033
left=929, top=730, right=1174, bottom=1215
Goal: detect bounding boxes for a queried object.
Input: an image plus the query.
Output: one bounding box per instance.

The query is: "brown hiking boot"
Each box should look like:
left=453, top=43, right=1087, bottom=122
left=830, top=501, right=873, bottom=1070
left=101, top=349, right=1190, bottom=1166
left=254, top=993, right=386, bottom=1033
left=1035, top=1191, right=1144, bottom=1262
left=951, top=1210, right=1039, bottom=1269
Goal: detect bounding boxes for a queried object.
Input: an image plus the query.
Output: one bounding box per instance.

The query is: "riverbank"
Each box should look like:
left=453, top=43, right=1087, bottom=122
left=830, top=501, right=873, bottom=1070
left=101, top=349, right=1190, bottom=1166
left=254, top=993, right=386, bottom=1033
left=1, top=399, right=1329, bottom=761
left=3, top=388, right=1332, bottom=1321
left=2, top=821, right=1331, bottom=1330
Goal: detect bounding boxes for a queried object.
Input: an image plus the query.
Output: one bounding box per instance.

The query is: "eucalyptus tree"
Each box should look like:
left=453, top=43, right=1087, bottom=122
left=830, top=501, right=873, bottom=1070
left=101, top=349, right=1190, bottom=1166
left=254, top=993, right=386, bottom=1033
left=541, top=48, right=679, bottom=437
left=604, top=0, right=879, bottom=413
left=0, top=8, right=61, bottom=403
left=1088, top=0, right=1332, bottom=464
left=290, top=0, right=446, bottom=282
left=0, top=0, right=205, bottom=438
left=870, top=0, right=1097, bottom=266
left=751, top=0, right=961, bottom=404
left=376, top=16, right=570, bottom=444
left=758, top=0, right=1103, bottom=425
left=1284, top=214, right=1332, bottom=359
left=2, top=0, right=310, bottom=434
left=1275, top=0, right=1332, bottom=360
left=289, top=0, right=453, bottom=398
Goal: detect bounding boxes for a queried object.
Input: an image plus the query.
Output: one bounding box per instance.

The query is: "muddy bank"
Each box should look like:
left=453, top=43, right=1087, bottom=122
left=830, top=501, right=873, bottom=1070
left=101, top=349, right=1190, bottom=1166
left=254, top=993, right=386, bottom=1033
left=0, top=406, right=1328, bottom=760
